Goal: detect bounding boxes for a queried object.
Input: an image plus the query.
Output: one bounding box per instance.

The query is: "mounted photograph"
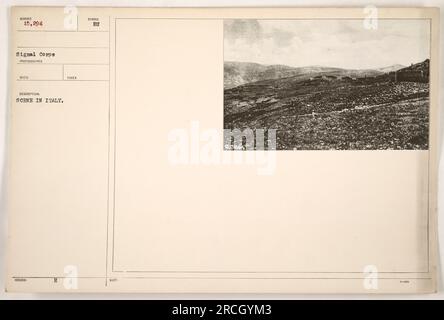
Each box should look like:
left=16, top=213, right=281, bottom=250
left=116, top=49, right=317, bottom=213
left=223, top=19, right=430, bottom=150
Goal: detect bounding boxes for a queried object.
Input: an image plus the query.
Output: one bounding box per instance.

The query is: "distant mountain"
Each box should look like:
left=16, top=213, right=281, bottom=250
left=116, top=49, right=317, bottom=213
left=376, top=64, right=406, bottom=73
left=224, top=62, right=317, bottom=89
left=224, top=61, right=383, bottom=89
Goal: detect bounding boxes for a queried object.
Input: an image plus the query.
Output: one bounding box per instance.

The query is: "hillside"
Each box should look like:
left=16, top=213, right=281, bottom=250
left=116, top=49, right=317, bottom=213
left=381, top=59, right=429, bottom=83
left=224, top=60, right=429, bottom=150
left=401, top=59, right=429, bottom=73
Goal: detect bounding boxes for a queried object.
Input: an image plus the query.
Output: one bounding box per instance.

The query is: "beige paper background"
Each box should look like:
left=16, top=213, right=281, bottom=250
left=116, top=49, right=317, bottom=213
left=5, top=7, right=439, bottom=293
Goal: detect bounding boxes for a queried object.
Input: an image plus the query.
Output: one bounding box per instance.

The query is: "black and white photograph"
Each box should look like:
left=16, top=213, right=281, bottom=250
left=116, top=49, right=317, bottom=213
left=224, top=19, right=430, bottom=150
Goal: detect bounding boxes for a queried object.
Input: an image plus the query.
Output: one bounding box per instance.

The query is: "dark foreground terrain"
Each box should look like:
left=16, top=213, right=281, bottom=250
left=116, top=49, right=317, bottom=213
left=224, top=61, right=429, bottom=150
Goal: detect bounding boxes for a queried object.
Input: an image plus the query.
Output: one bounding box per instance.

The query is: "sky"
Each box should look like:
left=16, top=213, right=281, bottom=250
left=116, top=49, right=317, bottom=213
left=224, top=19, right=430, bottom=70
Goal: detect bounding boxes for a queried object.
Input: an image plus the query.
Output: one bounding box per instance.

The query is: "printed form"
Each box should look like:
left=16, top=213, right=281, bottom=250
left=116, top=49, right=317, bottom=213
left=6, top=7, right=440, bottom=293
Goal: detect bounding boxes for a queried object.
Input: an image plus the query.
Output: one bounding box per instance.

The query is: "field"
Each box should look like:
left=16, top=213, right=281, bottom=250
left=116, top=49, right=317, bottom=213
left=224, top=76, right=429, bottom=150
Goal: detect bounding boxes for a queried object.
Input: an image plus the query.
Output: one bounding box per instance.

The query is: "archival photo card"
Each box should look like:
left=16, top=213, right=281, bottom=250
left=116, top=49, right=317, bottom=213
left=6, top=7, right=439, bottom=294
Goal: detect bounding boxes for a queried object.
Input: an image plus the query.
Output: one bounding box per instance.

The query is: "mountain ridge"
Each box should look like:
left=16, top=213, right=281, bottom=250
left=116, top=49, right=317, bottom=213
left=224, top=61, right=412, bottom=89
